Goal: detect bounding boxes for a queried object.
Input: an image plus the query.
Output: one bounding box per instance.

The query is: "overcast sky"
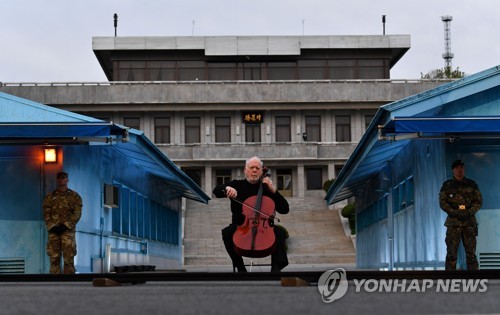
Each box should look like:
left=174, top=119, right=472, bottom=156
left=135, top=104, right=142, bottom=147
left=2, top=0, right=499, bottom=82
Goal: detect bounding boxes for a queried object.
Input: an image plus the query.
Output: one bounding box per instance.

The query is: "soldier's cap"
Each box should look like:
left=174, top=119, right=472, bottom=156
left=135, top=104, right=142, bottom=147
left=451, top=160, right=465, bottom=169
left=56, top=171, right=68, bottom=179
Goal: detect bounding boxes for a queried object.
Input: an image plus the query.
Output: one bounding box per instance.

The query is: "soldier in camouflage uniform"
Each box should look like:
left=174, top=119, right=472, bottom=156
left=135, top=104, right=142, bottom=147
left=439, top=160, right=482, bottom=270
left=43, top=171, right=82, bottom=274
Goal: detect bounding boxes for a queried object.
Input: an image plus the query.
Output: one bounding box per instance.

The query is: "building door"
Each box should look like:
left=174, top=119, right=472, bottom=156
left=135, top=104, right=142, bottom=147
left=0, top=157, right=44, bottom=274
left=277, top=169, right=292, bottom=197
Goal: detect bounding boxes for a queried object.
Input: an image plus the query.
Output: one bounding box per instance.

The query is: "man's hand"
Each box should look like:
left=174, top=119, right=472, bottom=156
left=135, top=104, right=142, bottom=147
left=225, top=186, right=237, bottom=199
left=452, top=209, right=470, bottom=221
left=262, top=177, right=276, bottom=194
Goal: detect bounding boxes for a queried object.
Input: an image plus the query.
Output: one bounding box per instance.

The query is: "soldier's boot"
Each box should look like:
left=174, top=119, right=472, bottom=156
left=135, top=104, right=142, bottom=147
left=445, top=258, right=457, bottom=270
left=466, top=256, right=479, bottom=271
left=467, top=263, right=478, bottom=271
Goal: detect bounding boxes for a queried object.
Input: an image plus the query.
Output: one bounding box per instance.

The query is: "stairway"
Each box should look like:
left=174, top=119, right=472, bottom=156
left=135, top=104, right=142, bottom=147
left=183, top=197, right=356, bottom=270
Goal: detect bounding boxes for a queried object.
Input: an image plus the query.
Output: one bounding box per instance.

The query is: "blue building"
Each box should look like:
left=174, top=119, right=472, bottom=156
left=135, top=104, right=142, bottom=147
left=326, top=66, right=500, bottom=270
left=0, top=92, right=209, bottom=274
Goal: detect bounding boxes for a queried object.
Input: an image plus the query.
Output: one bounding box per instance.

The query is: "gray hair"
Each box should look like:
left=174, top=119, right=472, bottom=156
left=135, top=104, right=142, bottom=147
left=245, top=156, right=263, bottom=167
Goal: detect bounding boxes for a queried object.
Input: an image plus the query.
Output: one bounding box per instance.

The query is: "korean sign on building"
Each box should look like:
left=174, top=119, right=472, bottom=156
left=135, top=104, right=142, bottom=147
left=242, top=112, right=264, bottom=124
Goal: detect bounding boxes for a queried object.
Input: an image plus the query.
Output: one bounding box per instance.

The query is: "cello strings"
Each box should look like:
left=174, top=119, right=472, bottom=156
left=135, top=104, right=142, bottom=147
left=221, top=190, right=280, bottom=222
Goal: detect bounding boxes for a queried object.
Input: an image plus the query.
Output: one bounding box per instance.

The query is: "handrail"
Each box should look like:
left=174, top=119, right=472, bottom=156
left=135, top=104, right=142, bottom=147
left=0, top=78, right=456, bottom=87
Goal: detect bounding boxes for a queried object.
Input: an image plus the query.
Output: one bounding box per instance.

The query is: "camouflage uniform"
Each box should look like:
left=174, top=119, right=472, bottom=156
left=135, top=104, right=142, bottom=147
left=43, top=189, right=82, bottom=274
left=439, top=177, right=482, bottom=270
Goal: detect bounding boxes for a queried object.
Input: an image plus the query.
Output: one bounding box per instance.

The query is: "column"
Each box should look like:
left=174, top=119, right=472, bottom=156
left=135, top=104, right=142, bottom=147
left=204, top=165, right=212, bottom=196
left=297, top=163, right=305, bottom=198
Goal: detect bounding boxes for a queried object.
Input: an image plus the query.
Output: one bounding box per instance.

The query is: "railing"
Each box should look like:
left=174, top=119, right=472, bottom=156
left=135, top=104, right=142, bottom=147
left=158, top=141, right=357, bottom=161
left=0, top=78, right=456, bottom=87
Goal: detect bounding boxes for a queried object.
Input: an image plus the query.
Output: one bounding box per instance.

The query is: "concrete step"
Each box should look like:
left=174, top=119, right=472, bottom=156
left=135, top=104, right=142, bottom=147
left=183, top=235, right=355, bottom=252
left=183, top=197, right=356, bottom=268
left=184, top=253, right=356, bottom=266
left=186, top=197, right=330, bottom=212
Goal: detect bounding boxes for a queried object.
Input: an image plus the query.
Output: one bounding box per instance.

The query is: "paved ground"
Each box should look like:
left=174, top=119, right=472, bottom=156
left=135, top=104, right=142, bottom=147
left=1, top=276, right=499, bottom=314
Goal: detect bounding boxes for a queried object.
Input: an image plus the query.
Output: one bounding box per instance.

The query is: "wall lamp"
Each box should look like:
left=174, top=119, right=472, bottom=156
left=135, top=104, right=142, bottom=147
left=44, top=148, right=57, bottom=163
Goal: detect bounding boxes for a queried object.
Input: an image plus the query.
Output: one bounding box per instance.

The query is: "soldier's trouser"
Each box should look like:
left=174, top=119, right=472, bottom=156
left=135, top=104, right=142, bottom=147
left=445, top=226, right=478, bottom=270
left=47, top=230, right=77, bottom=274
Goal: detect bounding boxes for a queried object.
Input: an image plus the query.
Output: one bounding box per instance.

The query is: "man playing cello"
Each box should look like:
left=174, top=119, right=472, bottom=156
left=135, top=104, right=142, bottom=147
left=213, top=156, right=290, bottom=272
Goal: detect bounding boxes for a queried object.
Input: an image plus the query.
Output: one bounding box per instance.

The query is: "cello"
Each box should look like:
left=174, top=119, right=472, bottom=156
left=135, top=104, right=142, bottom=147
left=232, top=167, right=277, bottom=258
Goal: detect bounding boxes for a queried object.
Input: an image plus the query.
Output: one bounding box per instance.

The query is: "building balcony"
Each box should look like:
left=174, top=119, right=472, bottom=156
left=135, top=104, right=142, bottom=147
left=0, top=79, right=452, bottom=112
left=157, top=141, right=357, bottom=163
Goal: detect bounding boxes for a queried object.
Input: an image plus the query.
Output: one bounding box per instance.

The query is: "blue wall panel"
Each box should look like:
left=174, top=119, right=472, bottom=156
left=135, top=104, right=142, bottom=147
left=356, top=139, right=448, bottom=269
left=55, top=145, right=184, bottom=273
left=0, top=149, right=45, bottom=273
left=457, top=146, right=500, bottom=260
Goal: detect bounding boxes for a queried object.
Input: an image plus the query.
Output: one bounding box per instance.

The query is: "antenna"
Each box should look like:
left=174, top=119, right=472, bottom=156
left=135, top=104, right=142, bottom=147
left=382, top=15, right=386, bottom=35
left=192, top=20, right=195, bottom=36
left=113, top=13, right=118, bottom=37
left=301, top=19, right=305, bottom=35
left=441, top=15, right=454, bottom=69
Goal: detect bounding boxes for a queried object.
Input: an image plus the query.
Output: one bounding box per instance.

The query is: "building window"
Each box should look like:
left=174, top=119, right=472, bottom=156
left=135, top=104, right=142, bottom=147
left=216, top=169, right=232, bottom=186
left=155, top=117, right=170, bottom=144
left=306, top=168, right=323, bottom=190
left=185, top=117, right=201, bottom=144
left=183, top=169, right=202, bottom=187
left=358, top=59, right=385, bottom=79
left=137, top=196, right=146, bottom=239
left=114, top=57, right=390, bottom=82
left=358, top=195, right=388, bottom=232
left=124, top=117, right=140, bottom=130
left=238, top=62, right=263, bottom=80
left=177, top=61, right=205, bottom=81
left=157, top=206, right=165, bottom=242
left=112, top=192, right=121, bottom=234
left=365, top=115, right=374, bottom=130
left=328, top=60, right=356, bottom=79
left=117, top=61, right=146, bottom=81
left=208, top=63, right=236, bottom=80
left=147, top=61, right=176, bottom=81
left=305, top=116, right=321, bottom=142
left=143, top=199, right=151, bottom=239
left=215, top=117, right=231, bottom=143
left=336, top=115, right=351, bottom=142
left=277, top=169, right=292, bottom=197
left=245, top=124, right=261, bottom=143
left=121, top=187, right=130, bottom=235
left=275, top=116, right=291, bottom=142
left=130, top=191, right=137, bottom=237
left=335, top=165, right=344, bottom=177
left=297, top=60, right=325, bottom=79
left=267, top=62, right=297, bottom=80
left=150, top=202, right=157, bottom=241
left=110, top=182, right=179, bottom=245
left=393, top=176, right=415, bottom=214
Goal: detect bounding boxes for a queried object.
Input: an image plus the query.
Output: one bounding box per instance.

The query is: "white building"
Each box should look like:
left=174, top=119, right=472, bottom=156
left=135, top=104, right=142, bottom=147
left=2, top=35, right=448, bottom=200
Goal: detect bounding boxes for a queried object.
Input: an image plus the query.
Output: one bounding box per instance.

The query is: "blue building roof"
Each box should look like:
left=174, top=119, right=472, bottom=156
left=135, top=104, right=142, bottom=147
left=0, top=92, right=210, bottom=203
left=326, top=65, right=500, bottom=204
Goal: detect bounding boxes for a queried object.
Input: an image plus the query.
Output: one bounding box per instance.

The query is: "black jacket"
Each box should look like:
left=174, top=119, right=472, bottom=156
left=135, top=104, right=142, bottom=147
left=213, top=179, right=289, bottom=225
